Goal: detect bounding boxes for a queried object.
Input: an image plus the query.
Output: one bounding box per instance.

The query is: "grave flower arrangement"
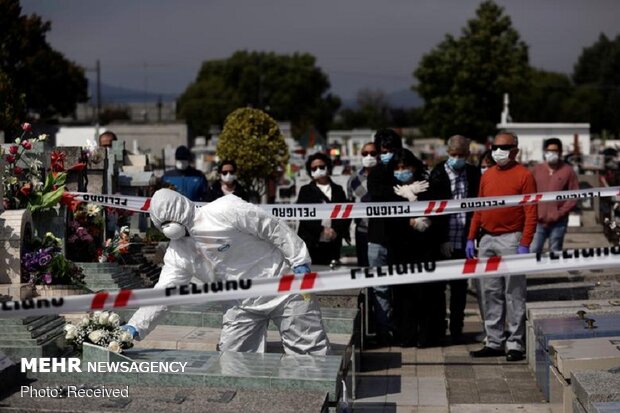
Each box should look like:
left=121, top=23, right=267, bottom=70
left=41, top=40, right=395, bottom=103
left=97, top=226, right=131, bottom=263
left=64, top=311, right=134, bottom=353
left=21, top=232, right=85, bottom=287
left=66, top=202, right=104, bottom=262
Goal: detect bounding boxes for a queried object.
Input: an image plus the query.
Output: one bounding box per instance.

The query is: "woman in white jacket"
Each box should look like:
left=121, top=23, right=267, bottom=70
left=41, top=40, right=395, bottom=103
left=124, top=188, right=330, bottom=355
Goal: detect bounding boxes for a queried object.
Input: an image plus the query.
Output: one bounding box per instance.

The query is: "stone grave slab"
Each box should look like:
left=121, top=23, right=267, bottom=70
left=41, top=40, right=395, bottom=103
left=0, top=315, right=68, bottom=360
left=534, top=315, right=620, bottom=401
left=571, top=368, right=620, bottom=413
left=590, top=402, right=620, bottom=413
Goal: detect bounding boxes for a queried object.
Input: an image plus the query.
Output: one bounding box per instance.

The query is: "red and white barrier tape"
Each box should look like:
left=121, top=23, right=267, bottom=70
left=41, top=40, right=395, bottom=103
left=67, top=186, right=620, bottom=220
left=2, top=247, right=619, bottom=319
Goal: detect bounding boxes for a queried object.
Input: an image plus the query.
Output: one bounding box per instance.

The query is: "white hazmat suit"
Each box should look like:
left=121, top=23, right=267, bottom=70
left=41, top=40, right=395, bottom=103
left=127, top=189, right=330, bottom=355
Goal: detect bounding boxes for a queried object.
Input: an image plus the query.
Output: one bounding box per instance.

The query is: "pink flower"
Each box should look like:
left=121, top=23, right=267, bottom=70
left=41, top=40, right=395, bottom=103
left=13, top=166, right=23, bottom=174
left=22, top=123, right=32, bottom=132
left=6, top=155, right=15, bottom=164
left=9, top=145, right=18, bottom=154
left=21, top=140, right=32, bottom=150
left=43, top=273, right=52, bottom=284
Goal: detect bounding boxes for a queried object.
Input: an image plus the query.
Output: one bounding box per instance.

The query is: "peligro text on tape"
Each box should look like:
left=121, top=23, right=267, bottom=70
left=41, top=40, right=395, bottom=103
left=67, top=186, right=620, bottom=220
left=2, top=247, right=620, bottom=319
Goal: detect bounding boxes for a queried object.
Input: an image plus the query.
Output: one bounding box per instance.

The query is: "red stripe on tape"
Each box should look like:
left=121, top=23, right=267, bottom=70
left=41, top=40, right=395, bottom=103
left=519, top=195, right=531, bottom=205
left=300, top=272, right=318, bottom=290
left=462, top=258, right=478, bottom=274
left=534, top=194, right=543, bottom=202
left=424, top=201, right=436, bottom=215
left=113, top=289, right=133, bottom=308
left=436, top=201, right=448, bottom=213
left=278, top=274, right=295, bottom=292
left=140, top=198, right=151, bottom=211
left=485, top=256, right=502, bottom=272
left=91, top=292, right=109, bottom=309
left=330, top=204, right=342, bottom=219
left=342, top=204, right=353, bottom=219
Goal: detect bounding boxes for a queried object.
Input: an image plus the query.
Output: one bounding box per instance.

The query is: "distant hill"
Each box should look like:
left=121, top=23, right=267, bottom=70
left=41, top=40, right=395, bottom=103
left=340, top=88, right=423, bottom=109
left=99, top=83, right=178, bottom=104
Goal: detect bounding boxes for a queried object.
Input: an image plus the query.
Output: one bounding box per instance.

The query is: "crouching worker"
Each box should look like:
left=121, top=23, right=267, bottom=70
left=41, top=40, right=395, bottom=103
left=122, top=188, right=330, bottom=355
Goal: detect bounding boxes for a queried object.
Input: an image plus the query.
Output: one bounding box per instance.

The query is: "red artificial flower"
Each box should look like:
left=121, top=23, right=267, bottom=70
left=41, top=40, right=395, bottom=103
left=50, top=150, right=66, bottom=172
left=19, top=184, right=32, bottom=197
left=5, top=154, right=15, bottom=164
left=60, top=192, right=81, bottom=212
left=9, top=145, right=18, bottom=155
left=13, top=166, right=23, bottom=174
left=68, top=162, right=86, bottom=172
left=21, top=140, right=32, bottom=150
left=21, top=122, right=32, bottom=132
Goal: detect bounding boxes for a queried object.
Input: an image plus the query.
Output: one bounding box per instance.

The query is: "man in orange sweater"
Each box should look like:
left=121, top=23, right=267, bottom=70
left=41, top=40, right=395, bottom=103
left=465, top=131, right=537, bottom=362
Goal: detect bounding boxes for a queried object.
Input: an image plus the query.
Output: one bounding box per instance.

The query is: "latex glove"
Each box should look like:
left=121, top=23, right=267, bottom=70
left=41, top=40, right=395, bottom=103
left=120, top=324, right=139, bottom=339
left=411, top=217, right=431, bottom=232
left=408, top=180, right=430, bottom=194
left=321, top=227, right=337, bottom=241
left=465, top=240, right=476, bottom=259
left=394, top=185, right=418, bottom=202
left=293, top=264, right=311, bottom=274
left=440, top=242, right=453, bottom=258
left=517, top=245, right=530, bottom=254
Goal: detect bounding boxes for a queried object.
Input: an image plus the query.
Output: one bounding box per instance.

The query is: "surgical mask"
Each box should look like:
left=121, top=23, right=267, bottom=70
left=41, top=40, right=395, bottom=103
left=394, top=170, right=413, bottom=183
left=175, top=160, right=189, bottom=170
left=480, top=167, right=488, bottom=174
left=362, top=155, right=377, bottom=168
left=162, top=222, right=186, bottom=240
left=544, top=151, right=559, bottom=164
left=380, top=152, right=393, bottom=165
left=221, top=172, right=237, bottom=183
left=447, top=156, right=466, bottom=170
left=491, top=149, right=511, bottom=166
left=311, top=167, right=328, bottom=179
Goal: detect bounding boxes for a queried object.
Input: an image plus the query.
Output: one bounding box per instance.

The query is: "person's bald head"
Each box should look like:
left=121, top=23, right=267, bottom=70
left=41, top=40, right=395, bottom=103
left=98, top=131, right=117, bottom=148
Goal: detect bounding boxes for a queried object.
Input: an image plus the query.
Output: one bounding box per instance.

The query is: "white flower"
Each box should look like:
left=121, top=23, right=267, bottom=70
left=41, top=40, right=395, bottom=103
left=108, top=313, right=120, bottom=327
left=119, top=331, right=133, bottom=343
left=93, top=311, right=102, bottom=319
left=107, top=341, right=121, bottom=353
left=79, top=316, right=90, bottom=327
left=98, top=311, right=110, bottom=325
left=64, top=324, right=78, bottom=340
left=86, top=204, right=102, bottom=217
left=88, top=330, right=104, bottom=343
left=38, top=134, right=48, bottom=141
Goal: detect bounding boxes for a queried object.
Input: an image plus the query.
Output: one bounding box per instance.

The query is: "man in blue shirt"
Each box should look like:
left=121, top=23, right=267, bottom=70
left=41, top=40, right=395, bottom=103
left=161, top=145, right=209, bottom=202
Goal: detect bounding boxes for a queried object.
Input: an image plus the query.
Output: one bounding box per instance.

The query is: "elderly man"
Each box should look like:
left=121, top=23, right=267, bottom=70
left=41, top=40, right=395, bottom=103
left=466, top=131, right=537, bottom=362
left=123, top=189, right=330, bottom=355
left=428, top=135, right=481, bottom=344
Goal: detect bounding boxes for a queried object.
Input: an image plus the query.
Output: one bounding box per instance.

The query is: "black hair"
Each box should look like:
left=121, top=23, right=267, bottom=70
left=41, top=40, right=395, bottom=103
left=543, top=137, right=563, bottom=153
left=374, top=129, right=403, bottom=151
left=305, top=152, right=333, bottom=175
left=218, top=160, right=237, bottom=173
left=392, top=148, right=427, bottom=181
left=478, top=149, right=496, bottom=168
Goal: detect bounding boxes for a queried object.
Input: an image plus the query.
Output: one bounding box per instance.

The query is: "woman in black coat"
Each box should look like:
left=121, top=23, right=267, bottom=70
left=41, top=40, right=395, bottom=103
left=297, top=152, right=351, bottom=266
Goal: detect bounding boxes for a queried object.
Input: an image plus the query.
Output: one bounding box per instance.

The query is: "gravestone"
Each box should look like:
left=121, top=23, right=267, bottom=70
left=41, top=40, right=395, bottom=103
left=0, top=209, right=34, bottom=298
left=571, top=368, right=620, bottom=413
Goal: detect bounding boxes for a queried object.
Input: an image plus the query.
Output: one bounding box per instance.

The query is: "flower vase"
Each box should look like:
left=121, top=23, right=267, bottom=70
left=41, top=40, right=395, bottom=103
left=31, top=205, right=67, bottom=252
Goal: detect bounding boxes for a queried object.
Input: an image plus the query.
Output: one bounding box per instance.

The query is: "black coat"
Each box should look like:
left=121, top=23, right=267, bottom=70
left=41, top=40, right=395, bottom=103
left=206, top=180, right=249, bottom=202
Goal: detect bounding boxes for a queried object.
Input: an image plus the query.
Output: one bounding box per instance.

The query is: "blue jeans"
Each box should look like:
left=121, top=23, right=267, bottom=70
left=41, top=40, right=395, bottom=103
left=367, top=242, right=393, bottom=337
left=530, top=218, right=568, bottom=254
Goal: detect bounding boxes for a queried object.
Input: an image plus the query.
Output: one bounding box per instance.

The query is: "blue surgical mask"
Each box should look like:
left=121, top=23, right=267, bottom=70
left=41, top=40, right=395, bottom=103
left=394, top=170, right=413, bottom=183
left=380, top=152, right=393, bottom=165
left=447, top=157, right=466, bottom=170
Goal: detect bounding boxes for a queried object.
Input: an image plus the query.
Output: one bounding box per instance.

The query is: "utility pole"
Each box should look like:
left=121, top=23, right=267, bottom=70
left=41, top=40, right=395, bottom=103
left=96, top=59, right=101, bottom=124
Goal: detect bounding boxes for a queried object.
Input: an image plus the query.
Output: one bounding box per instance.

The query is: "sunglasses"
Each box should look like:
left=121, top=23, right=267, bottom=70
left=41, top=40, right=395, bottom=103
left=361, top=151, right=377, bottom=157
left=221, top=171, right=235, bottom=175
left=491, top=144, right=516, bottom=151
left=310, top=165, right=326, bottom=172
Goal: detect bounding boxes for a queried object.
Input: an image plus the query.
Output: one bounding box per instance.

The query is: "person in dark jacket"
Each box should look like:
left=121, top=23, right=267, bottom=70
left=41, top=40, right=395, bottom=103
left=206, top=160, right=249, bottom=202
left=161, top=145, right=209, bottom=202
left=427, top=135, right=481, bottom=344
left=297, top=152, right=351, bottom=266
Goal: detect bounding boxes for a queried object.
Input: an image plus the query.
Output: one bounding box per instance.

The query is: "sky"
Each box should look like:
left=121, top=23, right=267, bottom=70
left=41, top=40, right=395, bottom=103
left=20, top=0, right=620, bottom=103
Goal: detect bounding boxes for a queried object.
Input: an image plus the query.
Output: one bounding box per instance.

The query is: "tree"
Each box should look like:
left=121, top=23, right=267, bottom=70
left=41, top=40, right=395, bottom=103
left=413, top=0, right=529, bottom=140
left=177, top=51, right=340, bottom=137
left=0, top=0, right=87, bottom=133
left=216, top=108, right=289, bottom=200
left=572, top=33, right=620, bottom=136
left=337, top=88, right=392, bottom=130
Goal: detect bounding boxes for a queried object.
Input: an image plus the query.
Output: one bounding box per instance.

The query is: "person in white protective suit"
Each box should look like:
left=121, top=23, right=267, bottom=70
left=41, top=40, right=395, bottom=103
left=122, top=188, right=331, bottom=355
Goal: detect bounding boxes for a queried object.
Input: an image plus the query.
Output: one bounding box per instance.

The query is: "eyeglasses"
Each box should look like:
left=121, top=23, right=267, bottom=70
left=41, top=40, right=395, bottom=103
left=361, top=151, right=377, bottom=157
left=221, top=171, right=235, bottom=175
left=310, top=165, right=326, bottom=172
left=491, top=144, right=516, bottom=151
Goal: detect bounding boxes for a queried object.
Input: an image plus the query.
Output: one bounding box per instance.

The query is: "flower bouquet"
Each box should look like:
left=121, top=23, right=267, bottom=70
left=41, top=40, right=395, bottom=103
left=66, top=203, right=104, bottom=262
left=64, top=311, right=134, bottom=353
left=97, top=228, right=131, bottom=263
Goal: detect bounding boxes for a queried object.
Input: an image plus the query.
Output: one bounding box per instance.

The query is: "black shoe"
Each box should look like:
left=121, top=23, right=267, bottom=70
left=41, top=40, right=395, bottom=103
left=450, top=333, right=465, bottom=345
left=506, top=350, right=525, bottom=362
left=469, top=346, right=505, bottom=358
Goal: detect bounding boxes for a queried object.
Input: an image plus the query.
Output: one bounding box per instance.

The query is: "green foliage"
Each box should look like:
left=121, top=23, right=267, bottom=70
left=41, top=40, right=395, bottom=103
left=217, top=108, right=289, bottom=198
left=0, top=0, right=87, bottom=132
left=413, top=0, right=529, bottom=140
left=177, top=50, right=340, bottom=137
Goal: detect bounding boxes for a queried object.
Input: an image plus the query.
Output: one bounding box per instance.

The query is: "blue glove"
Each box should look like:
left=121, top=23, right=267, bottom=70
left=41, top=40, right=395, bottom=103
left=517, top=245, right=530, bottom=254
left=465, top=240, right=476, bottom=259
left=120, top=324, right=139, bottom=339
left=293, top=264, right=311, bottom=275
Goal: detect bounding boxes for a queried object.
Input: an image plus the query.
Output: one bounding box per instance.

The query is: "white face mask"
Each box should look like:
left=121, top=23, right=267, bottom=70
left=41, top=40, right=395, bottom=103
left=362, top=155, right=378, bottom=168
left=221, top=173, right=236, bottom=184
left=311, top=167, right=328, bottom=179
left=175, top=160, right=189, bottom=170
left=544, top=151, right=559, bottom=164
left=161, top=222, right=186, bottom=240
left=480, top=167, right=488, bottom=174
left=491, top=149, right=511, bottom=166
